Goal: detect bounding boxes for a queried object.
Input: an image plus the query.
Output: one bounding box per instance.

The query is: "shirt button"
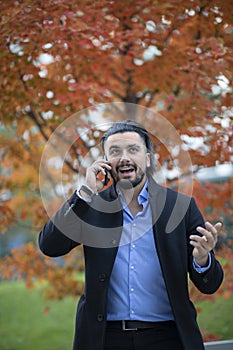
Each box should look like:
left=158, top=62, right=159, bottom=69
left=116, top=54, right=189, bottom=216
left=131, top=310, right=135, bottom=314
left=98, top=273, right=106, bottom=282
left=132, top=244, right=135, bottom=248
left=133, top=223, right=136, bottom=227
left=97, top=314, right=104, bottom=322
left=130, top=265, right=134, bottom=269
left=131, top=288, right=134, bottom=292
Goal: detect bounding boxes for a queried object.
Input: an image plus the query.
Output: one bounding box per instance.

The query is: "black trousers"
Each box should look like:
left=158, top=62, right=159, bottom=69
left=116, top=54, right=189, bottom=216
left=104, top=321, right=184, bottom=350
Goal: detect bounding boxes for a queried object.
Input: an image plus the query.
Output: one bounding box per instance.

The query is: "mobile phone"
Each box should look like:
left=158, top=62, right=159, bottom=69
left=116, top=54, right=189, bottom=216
left=104, top=170, right=110, bottom=186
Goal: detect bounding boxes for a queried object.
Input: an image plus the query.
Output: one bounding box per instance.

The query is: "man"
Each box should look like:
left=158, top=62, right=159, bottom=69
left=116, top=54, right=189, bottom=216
left=39, top=120, right=223, bottom=350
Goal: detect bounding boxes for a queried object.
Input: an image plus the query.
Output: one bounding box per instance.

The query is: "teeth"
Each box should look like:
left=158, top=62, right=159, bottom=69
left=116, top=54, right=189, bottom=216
left=120, top=168, right=134, bottom=173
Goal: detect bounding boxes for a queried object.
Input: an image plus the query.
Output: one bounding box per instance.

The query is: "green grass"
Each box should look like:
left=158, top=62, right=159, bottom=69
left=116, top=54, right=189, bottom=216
left=0, top=281, right=76, bottom=350
left=197, top=298, right=233, bottom=341
left=0, top=281, right=233, bottom=349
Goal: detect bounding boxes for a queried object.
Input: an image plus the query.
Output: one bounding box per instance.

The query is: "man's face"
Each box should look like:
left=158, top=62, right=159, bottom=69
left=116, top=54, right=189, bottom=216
left=104, top=131, right=150, bottom=189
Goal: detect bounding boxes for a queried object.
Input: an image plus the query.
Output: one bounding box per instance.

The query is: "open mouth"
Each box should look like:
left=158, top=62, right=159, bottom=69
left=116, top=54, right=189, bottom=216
left=118, top=165, right=136, bottom=176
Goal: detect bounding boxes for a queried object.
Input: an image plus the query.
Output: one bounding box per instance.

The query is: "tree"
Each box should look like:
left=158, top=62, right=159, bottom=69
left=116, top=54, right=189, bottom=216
left=0, top=0, right=232, bottom=339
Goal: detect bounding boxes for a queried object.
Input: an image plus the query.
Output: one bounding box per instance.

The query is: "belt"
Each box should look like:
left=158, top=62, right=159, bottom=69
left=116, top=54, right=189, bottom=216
left=106, top=320, right=175, bottom=331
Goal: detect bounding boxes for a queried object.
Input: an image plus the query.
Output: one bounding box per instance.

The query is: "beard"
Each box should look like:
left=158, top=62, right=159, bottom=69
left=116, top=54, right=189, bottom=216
left=116, top=170, right=146, bottom=190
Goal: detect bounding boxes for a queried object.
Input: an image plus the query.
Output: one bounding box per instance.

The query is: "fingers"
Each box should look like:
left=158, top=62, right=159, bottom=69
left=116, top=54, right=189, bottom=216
left=214, top=222, right=223, bottom=231
left=195, top=227, right=215, bottom=245
left=91, top=160, right=112, bottom=176
left=197, top=221, right=221, bottom=243
left=190, top=233, right=210, bottom=251
left=190, top=221, right=222, bottom=251
left=86, top=160, right=112, bottom=192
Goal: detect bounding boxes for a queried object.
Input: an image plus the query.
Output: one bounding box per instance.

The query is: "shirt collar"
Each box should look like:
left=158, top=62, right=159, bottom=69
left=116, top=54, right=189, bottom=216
left=116, top=179, right=149, bottom=207
left=138, top=180, right=149, bottom=206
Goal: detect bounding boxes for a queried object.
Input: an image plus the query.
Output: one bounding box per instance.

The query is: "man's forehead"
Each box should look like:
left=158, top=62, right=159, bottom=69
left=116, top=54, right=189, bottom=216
left=105, top=131, right=142, bottom=146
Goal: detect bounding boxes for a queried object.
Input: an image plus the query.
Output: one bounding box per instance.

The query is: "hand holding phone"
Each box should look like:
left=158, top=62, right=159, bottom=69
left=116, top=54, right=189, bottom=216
left=86, top=160, right=112, bottom=192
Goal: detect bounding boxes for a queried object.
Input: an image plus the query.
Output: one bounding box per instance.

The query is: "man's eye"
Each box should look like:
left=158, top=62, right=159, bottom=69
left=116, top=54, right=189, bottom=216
left=129, top=147, right=139, bottom=153
left=110, top=149, right=120, bottom=155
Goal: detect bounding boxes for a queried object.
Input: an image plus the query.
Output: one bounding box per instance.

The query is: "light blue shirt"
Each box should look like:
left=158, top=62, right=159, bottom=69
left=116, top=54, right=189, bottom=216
left=106, top=181, right=211, bottom=321
left=107, top=182, right=174, bottom=321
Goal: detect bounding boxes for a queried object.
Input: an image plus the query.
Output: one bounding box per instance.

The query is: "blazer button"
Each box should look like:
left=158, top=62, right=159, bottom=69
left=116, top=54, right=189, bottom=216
left=98, top=273, right=106, bottom=282
left=97, top=314, right=104, bottom=322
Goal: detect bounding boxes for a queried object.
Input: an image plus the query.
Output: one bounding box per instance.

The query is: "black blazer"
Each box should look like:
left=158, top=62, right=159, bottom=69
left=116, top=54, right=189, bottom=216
left=39, top=177, right=223, bottom=350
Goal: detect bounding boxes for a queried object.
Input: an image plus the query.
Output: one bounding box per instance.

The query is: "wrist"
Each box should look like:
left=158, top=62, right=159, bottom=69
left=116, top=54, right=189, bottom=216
left=194, top=255, right=209, bottom=267
left=79, top=184, right=97, bottom=199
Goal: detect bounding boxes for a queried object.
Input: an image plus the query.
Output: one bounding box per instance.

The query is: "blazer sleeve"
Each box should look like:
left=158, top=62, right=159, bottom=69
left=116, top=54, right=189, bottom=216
left=38, top=191, right=86, bottom=257
left=187, top=198, right=224, bottom=294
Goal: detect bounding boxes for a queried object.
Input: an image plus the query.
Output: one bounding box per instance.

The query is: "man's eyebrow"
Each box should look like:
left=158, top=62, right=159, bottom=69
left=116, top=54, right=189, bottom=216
left=128, top=143, right=140, bottom=148
left=109, top=145, right=121, bottom=150
left=109, top=143, right=140, bottom=150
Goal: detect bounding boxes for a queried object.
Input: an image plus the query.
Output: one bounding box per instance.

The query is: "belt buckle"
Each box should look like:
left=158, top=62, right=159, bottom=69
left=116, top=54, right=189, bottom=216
left=122, top=320, right=138, bottom=331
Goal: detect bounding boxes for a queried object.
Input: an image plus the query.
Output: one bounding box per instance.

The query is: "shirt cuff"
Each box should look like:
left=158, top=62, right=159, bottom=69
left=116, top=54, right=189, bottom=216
left=193, top=253, right=211, bottom=273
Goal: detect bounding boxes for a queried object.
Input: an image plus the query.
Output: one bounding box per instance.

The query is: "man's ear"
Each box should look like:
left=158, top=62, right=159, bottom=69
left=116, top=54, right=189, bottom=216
left=146, top=152, right=151, bottom=168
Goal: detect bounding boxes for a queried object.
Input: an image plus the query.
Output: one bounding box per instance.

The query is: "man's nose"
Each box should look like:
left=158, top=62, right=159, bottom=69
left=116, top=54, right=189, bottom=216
left=120, top=149, right=130, bottom=161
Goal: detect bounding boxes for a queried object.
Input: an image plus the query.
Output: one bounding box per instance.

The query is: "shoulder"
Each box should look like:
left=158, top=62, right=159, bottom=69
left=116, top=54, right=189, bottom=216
left=148, top=177, right=193, bottom=202
left=148, top=178, right=199, bottom=222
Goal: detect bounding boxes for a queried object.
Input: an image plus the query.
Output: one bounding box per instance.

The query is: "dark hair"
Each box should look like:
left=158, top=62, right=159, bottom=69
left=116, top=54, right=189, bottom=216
left=100, top=120, right=156, bottom=176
